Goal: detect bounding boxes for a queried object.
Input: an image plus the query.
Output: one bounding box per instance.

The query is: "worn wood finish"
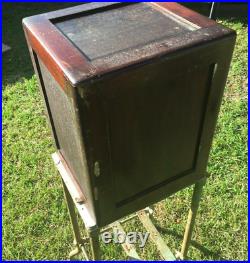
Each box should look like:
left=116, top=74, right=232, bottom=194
left=77, top=34, right=235, bottom=227
left=23, top=16, right=94, bottom=90
left=23, top=2, right=234, bottom=88
left=53, top=152, right=85, bottom=204
left=23, top=3, right=236, bottom=228
left=93, top=60, right=212, bottom=206
left=40, top=60, right=97, bottom=224
left=55, top=3, right=195, bottom=60
left=152, top=2, right=216, bottom=27
left=52, top=152, right=96, bottom=229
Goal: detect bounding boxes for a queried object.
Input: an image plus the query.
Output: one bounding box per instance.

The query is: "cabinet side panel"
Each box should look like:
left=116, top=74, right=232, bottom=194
left=37, top=57, right=96, bottom=220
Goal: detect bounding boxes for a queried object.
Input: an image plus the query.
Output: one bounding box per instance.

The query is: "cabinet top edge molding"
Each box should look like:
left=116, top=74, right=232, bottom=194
left=23, top=2, right=236, bottom=89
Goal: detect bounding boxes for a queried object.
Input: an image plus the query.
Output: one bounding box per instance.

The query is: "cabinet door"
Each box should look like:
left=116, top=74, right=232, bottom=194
left=101, top=61, right=213, bottom=207
left=78, top=35, right=235, bottom=227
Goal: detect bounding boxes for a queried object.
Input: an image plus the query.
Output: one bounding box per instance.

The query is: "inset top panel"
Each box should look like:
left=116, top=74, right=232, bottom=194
left=24, top=2, right=232, bottom=87
left=54, top=3, right=197, bottom=60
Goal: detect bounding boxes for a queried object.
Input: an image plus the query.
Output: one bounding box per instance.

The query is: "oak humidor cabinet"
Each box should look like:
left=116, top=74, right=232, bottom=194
left=23, top=2, right=236, bottom=228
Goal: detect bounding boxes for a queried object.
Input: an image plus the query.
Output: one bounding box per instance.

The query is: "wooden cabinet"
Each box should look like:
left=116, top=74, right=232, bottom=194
left=23, top=2, right=236, bottom=227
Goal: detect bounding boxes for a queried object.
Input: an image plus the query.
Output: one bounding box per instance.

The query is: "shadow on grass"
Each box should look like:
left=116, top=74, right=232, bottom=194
left=156, top=225, right=227, bottom=260
left=2, top=2, right=247, bottom=87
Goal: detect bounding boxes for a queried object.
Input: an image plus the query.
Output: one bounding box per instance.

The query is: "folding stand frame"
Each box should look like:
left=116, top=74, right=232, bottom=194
left=52, top=151, right=207, bottom=260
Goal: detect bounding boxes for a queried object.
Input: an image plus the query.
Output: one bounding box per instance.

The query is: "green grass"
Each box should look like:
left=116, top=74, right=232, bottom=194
left=2, top=4, right=248, bottom=260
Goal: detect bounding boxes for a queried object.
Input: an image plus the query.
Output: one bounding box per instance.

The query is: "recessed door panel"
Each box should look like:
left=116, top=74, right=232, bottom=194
left=101, top=62, right=213, bottom=206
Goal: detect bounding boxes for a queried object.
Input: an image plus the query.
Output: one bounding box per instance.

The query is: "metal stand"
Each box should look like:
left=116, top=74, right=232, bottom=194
left=52, top=152, right=207, bottom=260
left=209, top=2, right=220, bottom=20
left=176, top=177, right=207, bottom=260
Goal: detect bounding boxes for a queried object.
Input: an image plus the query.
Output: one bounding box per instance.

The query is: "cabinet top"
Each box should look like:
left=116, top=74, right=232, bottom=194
left=23, top=2, right=235, bottom=90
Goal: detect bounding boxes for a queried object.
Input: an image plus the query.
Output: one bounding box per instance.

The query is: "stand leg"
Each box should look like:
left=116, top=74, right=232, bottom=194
left=62, top=180, right=82, bottom=258
left=209, top=2, right=220, bottom=20
left=179, top=178, right=206, bottom=259
left=87, top=226, right=101, bottom=260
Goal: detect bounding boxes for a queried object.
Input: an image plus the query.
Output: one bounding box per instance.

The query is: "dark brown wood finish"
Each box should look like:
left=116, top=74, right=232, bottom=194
left=23, top=2, right=234, bottom=88
left=23, top=15, right=94, bottom=90
left=23, top=2, right=236, bottom=227
left=22, top=3, right=134, bottom=89
left=77, top=35, right=235, bottom=226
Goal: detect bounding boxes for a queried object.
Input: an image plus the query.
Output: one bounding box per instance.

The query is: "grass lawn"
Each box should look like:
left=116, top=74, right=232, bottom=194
left=2, top=3, right=248, bottom=260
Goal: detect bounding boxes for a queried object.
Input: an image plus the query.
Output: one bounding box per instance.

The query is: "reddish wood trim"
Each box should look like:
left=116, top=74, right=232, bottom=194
left=153, top=2, right=216, bottom=28
left=23, top=16, right=96, bottom=89
left=23, top=2, right=229, bottom=90
left=91, top=25, right=235, bottom=79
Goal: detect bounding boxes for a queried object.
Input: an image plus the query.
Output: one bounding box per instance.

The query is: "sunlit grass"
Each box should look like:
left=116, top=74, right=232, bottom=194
left=2, top=4, right=247, bottom=260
